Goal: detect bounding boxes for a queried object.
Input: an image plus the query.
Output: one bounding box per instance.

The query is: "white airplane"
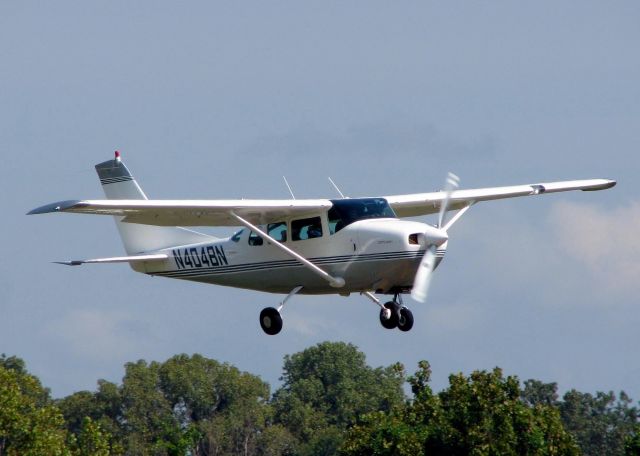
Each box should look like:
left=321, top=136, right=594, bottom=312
left=29, top=152, right=615, bottom=335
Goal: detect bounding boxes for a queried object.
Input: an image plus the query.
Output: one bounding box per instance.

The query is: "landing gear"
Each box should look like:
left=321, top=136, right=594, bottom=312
left=259, top=286, right=303, bottom=335
left=259, top=307, right=283, bottom=335
left=397, top=306, right=414, bottom=332
left=379, top=302, right=399, bottom=329
left=364, top=292, right=414, bottom=332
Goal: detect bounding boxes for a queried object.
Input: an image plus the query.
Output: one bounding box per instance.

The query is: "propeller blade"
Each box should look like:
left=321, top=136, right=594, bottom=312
left=437, top=172, right=460, bottom=228
left=412, top=172, right=460, bottom=303
left=411, top=245, right=437, bottom=303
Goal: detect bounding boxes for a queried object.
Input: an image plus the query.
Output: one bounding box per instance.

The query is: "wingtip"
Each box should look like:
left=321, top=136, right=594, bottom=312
left=581, top=179, right=617, bottom=191
left=27, top=200, right=84, bottom=215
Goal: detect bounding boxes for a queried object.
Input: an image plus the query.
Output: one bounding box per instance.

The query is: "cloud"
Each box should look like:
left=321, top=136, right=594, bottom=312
left=548, top=200, right=640, bottom=295
left=46, top=309, right=146, bottom=362
left=425, top=298, right=485, bottom=333
left=240, top=122, right=498, bottom=164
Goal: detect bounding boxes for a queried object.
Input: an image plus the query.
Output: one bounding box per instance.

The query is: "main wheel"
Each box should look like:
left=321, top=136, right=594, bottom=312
left=397, top=307, right=414, bottom=332
left=259, top=307, right=283, bottom=335
left=379, top=302, right=399, bottom=329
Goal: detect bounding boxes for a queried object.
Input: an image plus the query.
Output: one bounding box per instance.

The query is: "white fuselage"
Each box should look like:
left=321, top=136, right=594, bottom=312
left=136, top=218, right=445, bottom=295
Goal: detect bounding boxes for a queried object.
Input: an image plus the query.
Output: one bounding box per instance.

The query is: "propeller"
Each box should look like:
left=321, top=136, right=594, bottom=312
left=411, top=172, right=459, bottom=303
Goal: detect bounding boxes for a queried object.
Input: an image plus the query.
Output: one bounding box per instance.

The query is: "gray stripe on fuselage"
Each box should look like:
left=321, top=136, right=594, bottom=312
left=148, top=254, right=443, bottom=294
left=148, top=249, right=445, bottom=279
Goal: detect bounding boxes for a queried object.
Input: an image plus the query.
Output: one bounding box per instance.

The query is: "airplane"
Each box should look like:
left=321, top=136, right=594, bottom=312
left=29, top=152, right=615, bottom=335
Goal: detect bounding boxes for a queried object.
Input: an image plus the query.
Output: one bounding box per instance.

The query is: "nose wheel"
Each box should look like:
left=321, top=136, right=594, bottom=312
left=365, top=292, right=414, bottom=332
left=397, top=306, right=414, bottom=332
left=379, top=302, right=399, bottom=329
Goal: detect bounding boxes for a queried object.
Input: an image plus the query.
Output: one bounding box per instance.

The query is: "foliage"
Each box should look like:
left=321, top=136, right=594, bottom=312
left=625, top=426, right=640, bottom=455
left=0, top=355, right=69, bottom=455
left=58, top=380, right=123, bottom=454
left=60, top=353, right=273, bottom=455
left=272, top=341, right=405, bottom=453
left=72, top=417, right=112, bottom=456
left=2, top=345, right=639, bottom=456
left=520, top=377, right=640, bottom=455
left=560, top=389, right=639, bottom=456
left=342, top=361, right=580, bottom=456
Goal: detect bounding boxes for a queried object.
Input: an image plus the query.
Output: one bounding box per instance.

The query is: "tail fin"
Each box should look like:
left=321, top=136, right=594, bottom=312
left=95, top=152, right=213, bottom=254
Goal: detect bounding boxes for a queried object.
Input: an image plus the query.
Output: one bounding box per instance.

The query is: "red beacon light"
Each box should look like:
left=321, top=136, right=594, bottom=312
left=114, top=150, right=121, bottom=161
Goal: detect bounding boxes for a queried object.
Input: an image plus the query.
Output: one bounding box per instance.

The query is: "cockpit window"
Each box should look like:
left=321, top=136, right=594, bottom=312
left=230, top=229, right=244, bottom=243
left=328, top=198, right=396, bottom=234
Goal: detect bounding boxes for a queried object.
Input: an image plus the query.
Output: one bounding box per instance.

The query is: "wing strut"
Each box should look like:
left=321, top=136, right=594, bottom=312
left=442, top=202, right=474, bottom=232
left=229, top=212, right=345, bottom=288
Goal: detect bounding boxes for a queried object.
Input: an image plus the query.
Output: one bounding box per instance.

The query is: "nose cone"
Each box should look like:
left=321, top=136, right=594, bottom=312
left=421, top=225, right=448, bottom=246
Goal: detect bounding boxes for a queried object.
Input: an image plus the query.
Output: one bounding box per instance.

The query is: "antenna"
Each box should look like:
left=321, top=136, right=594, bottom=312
left=328, top=177, right=346, bottom=199
left=283, top=176, right=296, bottom=199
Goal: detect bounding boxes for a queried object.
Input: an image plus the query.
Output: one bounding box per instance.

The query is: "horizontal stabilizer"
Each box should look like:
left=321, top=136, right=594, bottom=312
left=54, top=253, right=168, bottom=266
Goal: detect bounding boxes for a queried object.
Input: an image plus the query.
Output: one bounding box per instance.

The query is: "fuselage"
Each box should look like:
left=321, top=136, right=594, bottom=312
left=138, top=217, right=445, bottom=295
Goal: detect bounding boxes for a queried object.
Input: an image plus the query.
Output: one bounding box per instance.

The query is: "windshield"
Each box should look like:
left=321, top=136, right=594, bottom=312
left=328, top=198, right=396, bottom=234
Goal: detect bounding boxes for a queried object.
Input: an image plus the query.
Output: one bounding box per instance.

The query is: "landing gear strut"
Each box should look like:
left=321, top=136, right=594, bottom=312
left=259, top=286, right=302, bottom=335
left=364, top=292, right=414, bottom=332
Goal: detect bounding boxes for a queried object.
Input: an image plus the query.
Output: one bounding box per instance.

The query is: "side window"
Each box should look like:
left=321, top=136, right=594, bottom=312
left=292, top=216, right=323, bottom=241
left=248, top=231, right=263, bottom=246
left=230, top=229, right=244, bottom=243
left=267, top=222, right=288, bottom=242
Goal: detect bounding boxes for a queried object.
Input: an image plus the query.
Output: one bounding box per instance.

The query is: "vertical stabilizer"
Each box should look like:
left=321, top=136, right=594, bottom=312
left=96, top=152, right=213, bottom=254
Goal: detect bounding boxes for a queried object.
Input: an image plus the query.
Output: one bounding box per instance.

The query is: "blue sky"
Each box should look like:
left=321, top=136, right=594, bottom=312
left=1, top=1, right=638, bottom=399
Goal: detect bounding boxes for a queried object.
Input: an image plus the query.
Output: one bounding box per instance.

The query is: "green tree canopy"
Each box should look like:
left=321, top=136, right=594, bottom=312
left=3, top=346, right=639, bottom=456
left=342, top=361, right=580, bottom=456
left=560, top=389, right=639, bottom=456
left=272, top=341, right=405, bottom=455
left=0, top=355, right=69, bottom=455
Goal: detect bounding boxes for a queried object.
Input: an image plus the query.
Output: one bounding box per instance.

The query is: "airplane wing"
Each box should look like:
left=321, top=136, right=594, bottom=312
left=384, top=179, right=616, bottom=218
left=28, top=199, right=333, bottom=227
left=28, top=179, right=615, bottom=227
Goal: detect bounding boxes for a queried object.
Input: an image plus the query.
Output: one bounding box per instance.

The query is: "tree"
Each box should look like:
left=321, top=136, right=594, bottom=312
left=0, top=357, right=70, bottom=455
left=158, top=353, right=271, bottom=456
left=272, top=342, right=405, bottom=454
left=119, top=358, right=200, bottom=455
left=625, top=425, right=640, bottom=455
left=73, top=417, right=111, bottom=456
left=58, top=382, right=123, bottom=455
left=560, top=389, right=639, bottom=456
left=255, top=424, right=297, bottom=456
left=522, top=379, right=560, bottom=407
left=342, top=361, right=579, bottom=456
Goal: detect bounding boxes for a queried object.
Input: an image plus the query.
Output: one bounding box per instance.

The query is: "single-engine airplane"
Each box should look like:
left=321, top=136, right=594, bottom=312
left=29, top=152, right=615, bottom=335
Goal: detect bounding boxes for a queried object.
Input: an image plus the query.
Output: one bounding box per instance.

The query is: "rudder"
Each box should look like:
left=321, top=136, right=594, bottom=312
left=96, top=152, right=213, bottom=254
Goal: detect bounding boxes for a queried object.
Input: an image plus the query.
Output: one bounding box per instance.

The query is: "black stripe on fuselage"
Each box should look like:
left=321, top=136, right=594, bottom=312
left=149, top=249, right=445, bottom=279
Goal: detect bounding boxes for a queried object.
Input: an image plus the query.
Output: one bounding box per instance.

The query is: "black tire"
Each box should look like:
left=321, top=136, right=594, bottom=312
left=259, top=307, right=283, bottom=335
left=398, top=307, right=414, bottom=332
left=379, top=302, right=399, bottom=329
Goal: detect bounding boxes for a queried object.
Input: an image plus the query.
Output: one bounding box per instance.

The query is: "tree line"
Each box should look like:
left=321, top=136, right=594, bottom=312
left=1, top=342, right=638, bottom=455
